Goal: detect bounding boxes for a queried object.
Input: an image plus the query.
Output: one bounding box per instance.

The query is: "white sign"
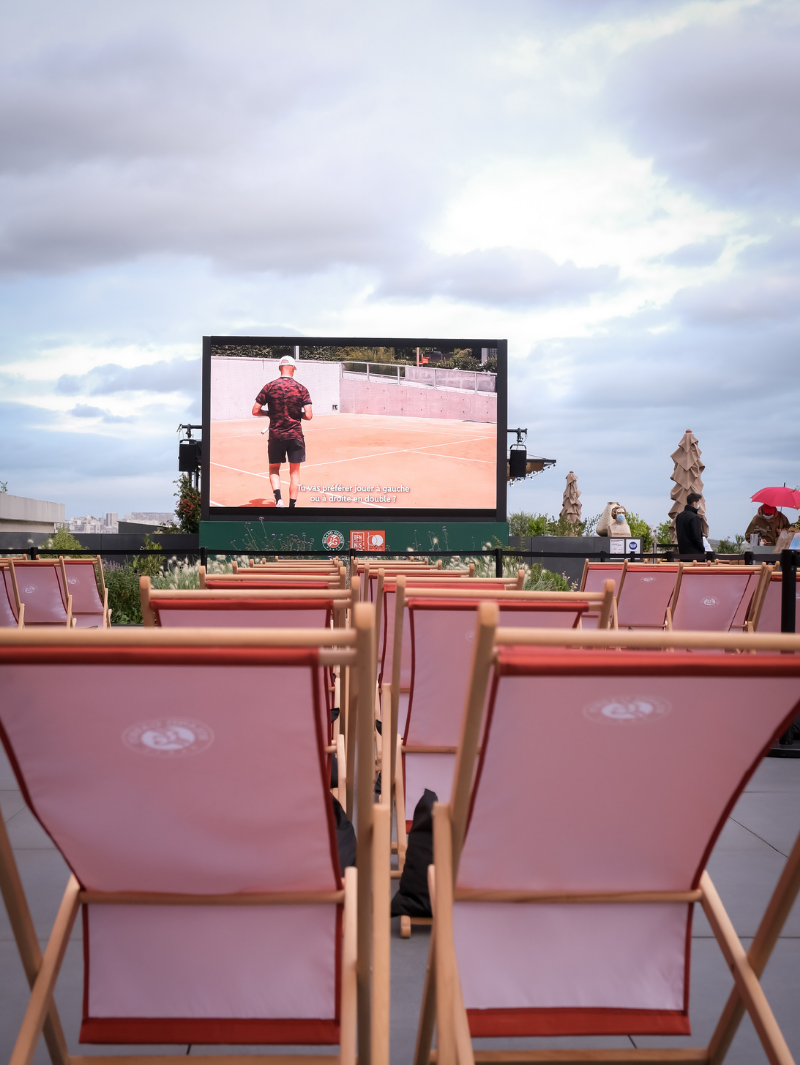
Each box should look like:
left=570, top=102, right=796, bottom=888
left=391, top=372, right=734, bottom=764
left=609, top=539, right=625, bottom=554
left=626, top=539, right=641, bottom=553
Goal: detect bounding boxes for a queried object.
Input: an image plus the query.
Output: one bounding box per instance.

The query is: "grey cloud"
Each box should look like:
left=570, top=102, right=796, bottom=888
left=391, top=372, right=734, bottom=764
left=69, top=403, right=133, bottom=423
left=376, top=248, right=618, bottom=307
left=669, top=274, right=800, bottom=326
left=56, top=358, right=200, bottom=397
left=659, top=238, right=726, bottom=268
left=606, top=7, right=800, bottom=205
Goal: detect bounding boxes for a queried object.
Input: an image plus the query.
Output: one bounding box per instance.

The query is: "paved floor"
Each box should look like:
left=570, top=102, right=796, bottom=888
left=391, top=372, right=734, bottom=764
left=2, top=746, right=799, bottom=1064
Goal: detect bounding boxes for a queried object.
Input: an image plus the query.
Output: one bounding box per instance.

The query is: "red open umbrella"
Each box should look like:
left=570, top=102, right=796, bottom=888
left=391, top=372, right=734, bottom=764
left=751, top=486, right=800, bottom=509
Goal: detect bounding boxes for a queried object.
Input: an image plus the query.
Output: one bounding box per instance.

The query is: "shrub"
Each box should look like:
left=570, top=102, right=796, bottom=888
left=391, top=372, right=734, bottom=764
left=718, top=535, right=746, bottom=554
left=655, top=519, right=674, bottom=546
left=508, top=510, right=592, bottom=538
left=38, top=527, right=91, bottom=558
left=105, top=561, right=144, bottom=624
left=625, top=512, right=653, bottom=552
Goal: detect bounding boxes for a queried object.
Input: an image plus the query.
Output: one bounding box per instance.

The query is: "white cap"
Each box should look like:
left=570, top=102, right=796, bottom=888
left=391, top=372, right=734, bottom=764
left=278, top=355, right=296, bottom=367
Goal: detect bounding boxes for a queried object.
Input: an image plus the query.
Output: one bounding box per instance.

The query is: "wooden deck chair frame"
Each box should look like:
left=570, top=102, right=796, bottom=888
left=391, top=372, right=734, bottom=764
left=382, top=578, right=615, bottom=933
left=8, top=559, right=74, bottom=628
left=0, top=607, right=390, bottom=1065
left=665, top=564, right=770, bottom=633
left=415, top=613, right=800, bottom=1065
left=58, top=556, right=110, bottom=627
left=200, top=567, right=346, bottom=591
left=0, top=561, right=25, bottom=627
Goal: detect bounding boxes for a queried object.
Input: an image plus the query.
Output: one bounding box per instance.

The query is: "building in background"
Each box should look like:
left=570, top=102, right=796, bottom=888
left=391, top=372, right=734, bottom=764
left=0, top=494, right=65, bottom=534
left=68, top=513, right=119, bottom=534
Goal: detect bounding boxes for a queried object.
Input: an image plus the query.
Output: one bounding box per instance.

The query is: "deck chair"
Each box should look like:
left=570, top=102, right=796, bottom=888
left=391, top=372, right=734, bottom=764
left=234, top=561, right=344, bottom=575
left=384, top=581, right=615, bottom=937
left=140, top=581, right=354, bottom=803
left=8, top=559, right=73, bottom=627
left=667, top=564, right=767, bottom=633
left=615, top=562, right=680, bottom=630
left=0, top=608, right=390, bottom=1065
left=417, top=609, right=800, bottom=1065
left=579, top=561, right=627, bottom=629
left=58, top=555, right=110, bottom=628
left=752, top=571, right=800, bottom=634
left=0, top=564, right=24, bottom=627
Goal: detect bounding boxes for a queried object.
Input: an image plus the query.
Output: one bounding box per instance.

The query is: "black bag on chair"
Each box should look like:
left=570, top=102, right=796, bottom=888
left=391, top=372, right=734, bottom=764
left=391, top=788, right=438, bottom=918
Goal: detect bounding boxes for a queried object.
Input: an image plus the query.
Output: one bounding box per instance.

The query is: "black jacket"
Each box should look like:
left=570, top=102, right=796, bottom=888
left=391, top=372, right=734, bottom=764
left=675, top=505, right=705, bottom=556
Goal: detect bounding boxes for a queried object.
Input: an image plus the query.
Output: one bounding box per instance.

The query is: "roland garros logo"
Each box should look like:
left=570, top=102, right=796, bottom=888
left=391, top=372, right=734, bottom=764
left=583, top=696, right=671, bottom=725
left=701, top=597, right=719, bottom=607
left=322, top=529, right=345, bottom=550
left=123, top=719, right=214, bottom=757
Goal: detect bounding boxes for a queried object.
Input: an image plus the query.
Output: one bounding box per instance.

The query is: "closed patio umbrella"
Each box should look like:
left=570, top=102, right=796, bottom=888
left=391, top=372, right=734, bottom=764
left=669, top=429, right=708, bottom=541
left=560, top=470, right=582, bottom=527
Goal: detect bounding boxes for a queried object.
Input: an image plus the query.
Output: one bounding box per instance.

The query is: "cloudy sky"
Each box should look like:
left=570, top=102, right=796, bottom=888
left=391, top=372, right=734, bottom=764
left=1, top=0, right=798, bottom=535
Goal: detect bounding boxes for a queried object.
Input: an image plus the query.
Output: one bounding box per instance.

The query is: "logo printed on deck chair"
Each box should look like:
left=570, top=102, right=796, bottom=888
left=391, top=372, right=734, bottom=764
left=123, top=718, right=214, bottom=757
left=24, top=585, right=36, bottom=594
left=641, top=576, right=655, bottom=582
left=702, top=597, right=719, bottom=607
left=583, top=696, right=671, bottom=724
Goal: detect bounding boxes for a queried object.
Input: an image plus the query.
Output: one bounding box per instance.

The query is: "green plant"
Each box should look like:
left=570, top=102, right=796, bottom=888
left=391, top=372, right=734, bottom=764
left=655, top=519, right=674, bottom=546
left=173, top=475, right=201, bottom=533
left=625, top=512, right=653, bottom=552
left=508, top=510, right=588, bottom=538
left=105, top=561, right=144, bottom=624
left=0, top=480, right=7, bottom=493
left=717, top=534, right=746, bottom=554
left=132, top=532, right=164, bottom=577
left=39, top=527, right=91, bottom=558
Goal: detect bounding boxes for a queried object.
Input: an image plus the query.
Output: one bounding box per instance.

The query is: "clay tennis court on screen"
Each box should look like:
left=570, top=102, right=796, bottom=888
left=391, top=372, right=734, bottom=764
left=209, top=414, right=496, bottom=509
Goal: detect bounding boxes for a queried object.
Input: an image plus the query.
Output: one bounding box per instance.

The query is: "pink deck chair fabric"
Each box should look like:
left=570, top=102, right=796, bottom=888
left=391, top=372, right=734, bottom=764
left=0, top=569, right=20, bottom=627
left=755, top=574, right=800, bottom=633
left=579, top=564, right=625, bottom=631
left=61, top=559, right=105, bottom=627
left=729, top=570, right=760, bottom=630
left=10, top=560, right=70, bottom=626
left=0, top=646, right=342, bottom=1046
left=670, top=569, right=753, bottom=632
left=402, top=602, right=590, bottom=822
left=616, top=565, right=679, bottom=629
left=454, top=649, right=800, bottom=1038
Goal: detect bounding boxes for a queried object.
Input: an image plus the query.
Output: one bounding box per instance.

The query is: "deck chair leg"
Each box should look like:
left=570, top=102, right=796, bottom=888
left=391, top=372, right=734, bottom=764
left=701, top=871, right=795, bottom=1065
left=395, top=735, right=408, bottom=874
left=707, top=825, right=800, bottom=1065
left=371, top=804, right=391, bottom=1065
left=341, top=867, right=358, bottom=1065
left=433, top=804, right=456, bottom=1065
left=0, top=810, right=69, bottom=1065
left=413, top=917, right=437, bottom=1065
left=10, top=876, right=80, bottom=1065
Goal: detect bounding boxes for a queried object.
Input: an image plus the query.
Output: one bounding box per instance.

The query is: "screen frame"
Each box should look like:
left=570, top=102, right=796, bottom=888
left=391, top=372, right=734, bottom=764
left=201, top=335, right=507, bottom=522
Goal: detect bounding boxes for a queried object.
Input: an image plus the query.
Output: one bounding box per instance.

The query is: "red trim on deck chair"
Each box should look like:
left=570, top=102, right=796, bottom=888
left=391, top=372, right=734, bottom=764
left=466, top=1007, right=690, bottom=1038
left=0, top=646, right=321, bottom=667
left=79, top=1017, right=340, bottom=1045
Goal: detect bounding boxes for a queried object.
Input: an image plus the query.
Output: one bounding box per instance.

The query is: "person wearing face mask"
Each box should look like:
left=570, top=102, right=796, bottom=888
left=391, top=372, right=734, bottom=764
left=597, top=502, right=631, bottom=537
left=675, top=492, right=705, bottom=558
left=744, top=504, right=790, bottom=546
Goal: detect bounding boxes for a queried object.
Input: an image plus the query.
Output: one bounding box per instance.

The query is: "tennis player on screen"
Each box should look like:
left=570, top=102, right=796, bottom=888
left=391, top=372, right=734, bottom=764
left=251, top=355, right=312, bottom=508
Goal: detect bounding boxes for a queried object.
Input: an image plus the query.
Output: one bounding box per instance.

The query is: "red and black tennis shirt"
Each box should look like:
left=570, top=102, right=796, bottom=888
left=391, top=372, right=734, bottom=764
left=255, top=377, right=312, bottom=442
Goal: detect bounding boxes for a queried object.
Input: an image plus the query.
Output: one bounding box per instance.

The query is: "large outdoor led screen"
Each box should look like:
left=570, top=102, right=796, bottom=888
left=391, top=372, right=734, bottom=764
left=202, top=337, right=506, bottom=520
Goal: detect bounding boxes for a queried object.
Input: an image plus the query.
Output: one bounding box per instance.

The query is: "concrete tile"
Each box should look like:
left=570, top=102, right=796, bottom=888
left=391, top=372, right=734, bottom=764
left=694, top=845, right=800, bottom=938
left=0, top=849, right=81, bottom=942
left=4, top=804, right=57, bottom=849
left=745, top=758, right=800, bottom=793
left=0, top=743, right=19, bottom=790
left=0, top=939, right=187, bottom=1062
left=636, top=936, right=800, bottom=1064
left=728, top=791, right=800, bottom=859
left=391, top=917, right=432, bottom=1065
left=1, top=788, right=26, bottom=823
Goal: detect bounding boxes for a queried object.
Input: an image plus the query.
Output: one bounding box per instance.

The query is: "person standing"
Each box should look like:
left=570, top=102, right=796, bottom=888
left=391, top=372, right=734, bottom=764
left=745, top=504, right=789, bottom=546
left=251, top=355, right=312, bottom=508
left=675, top=492, right=705, bottom=558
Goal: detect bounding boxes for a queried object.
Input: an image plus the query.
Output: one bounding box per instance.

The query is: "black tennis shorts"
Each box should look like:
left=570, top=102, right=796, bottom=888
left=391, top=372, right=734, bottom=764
left=267, top=435, right=306, bottom=464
